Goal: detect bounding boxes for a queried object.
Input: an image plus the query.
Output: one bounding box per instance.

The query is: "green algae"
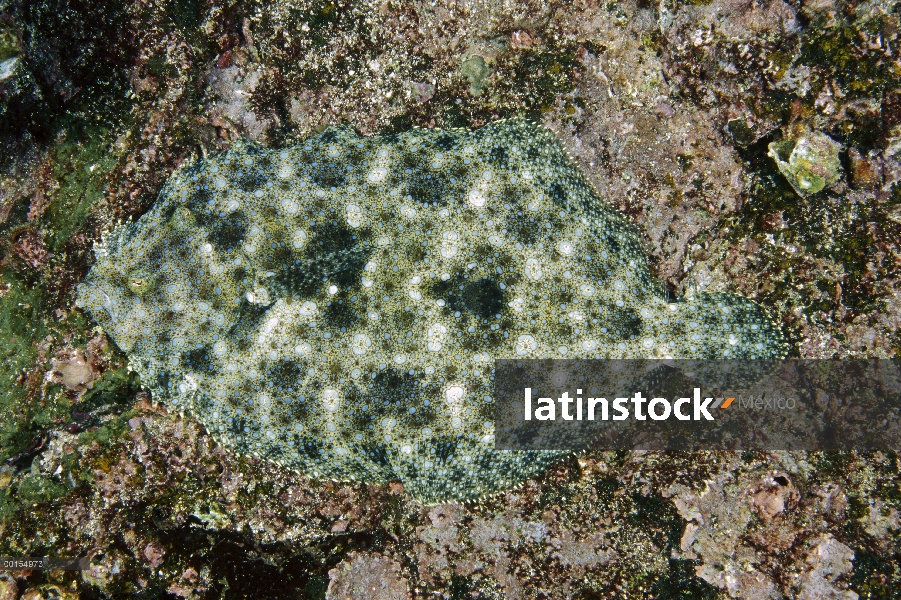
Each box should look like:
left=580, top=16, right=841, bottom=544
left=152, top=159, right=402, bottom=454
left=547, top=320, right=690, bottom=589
left=461, top=55, right=491, bottom=97
left=44, top=127, right=124, bottom=252
left=14, top=471, right=69, bottom=505
left=0, top=274, right=50, bottom=462
left=0, top=25, right=18, bottom=62
left=798, top=17, right=900, bottom=101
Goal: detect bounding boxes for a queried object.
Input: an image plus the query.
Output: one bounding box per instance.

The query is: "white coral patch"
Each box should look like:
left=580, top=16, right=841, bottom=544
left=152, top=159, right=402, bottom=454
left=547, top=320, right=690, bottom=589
left=516, top=335, right=538, bottom=356
left=345, top=204, right=363, bottom=228
left=525, top=258, right=543, bottom=281
left=352, top=334, right=371, bottom=355
left=440, top=230, right=459, bottom=258
left=427, top=323, right=447, bottom=352
left=321, top=389, right=342, bottom=412
left=367, top=167, right=388, bottom=183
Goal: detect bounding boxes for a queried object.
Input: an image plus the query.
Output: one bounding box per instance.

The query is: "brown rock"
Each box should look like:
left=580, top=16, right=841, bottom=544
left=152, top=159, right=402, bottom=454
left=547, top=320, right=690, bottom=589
left=217, top=50, right=233, bottom=69
left=510, top=29, right=539, bottom=50
left=7, top=228, right=51, bottom=271
left=749, top=473, right=799, bottom=522
left=848, top=148, right=882, bottom=190
left=326, top=553, right=410, bottom=600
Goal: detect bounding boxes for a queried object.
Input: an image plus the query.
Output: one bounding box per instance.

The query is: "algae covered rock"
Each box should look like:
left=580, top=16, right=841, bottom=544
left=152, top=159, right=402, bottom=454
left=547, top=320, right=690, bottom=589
left=75, top=119, right=786, bottom=503
left=768, top=129, right=843, bottom=196
left=460, top=55, right=491, bottom=96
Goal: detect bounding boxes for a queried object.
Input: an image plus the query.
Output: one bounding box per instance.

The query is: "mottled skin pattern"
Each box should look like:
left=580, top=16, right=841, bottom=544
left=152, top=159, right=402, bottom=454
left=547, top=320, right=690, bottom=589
left=76, top=120, right=786, bottom=503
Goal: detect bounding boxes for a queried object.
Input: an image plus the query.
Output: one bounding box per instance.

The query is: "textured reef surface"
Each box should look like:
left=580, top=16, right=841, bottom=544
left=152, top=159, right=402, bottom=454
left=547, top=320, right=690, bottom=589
left=76, top=119, right=784, bottom=502
left=2, top=0, right=900, bottom=594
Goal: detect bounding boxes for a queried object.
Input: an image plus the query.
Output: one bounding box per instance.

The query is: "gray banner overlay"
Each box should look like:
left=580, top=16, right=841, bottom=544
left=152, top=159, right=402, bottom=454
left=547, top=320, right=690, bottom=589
left=493, top=360, right=901, bottom=451
left=0, top=557, right=90, bottom=570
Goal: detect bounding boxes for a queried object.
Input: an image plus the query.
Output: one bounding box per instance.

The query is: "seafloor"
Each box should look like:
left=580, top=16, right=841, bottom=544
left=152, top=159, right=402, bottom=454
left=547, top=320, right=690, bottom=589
left=0, top=0, right=899, bottom=598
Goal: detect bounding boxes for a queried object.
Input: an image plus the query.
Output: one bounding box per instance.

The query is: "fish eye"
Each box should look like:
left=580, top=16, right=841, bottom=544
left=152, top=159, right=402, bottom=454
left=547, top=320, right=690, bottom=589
left=126, top=269, right=156, bottom=296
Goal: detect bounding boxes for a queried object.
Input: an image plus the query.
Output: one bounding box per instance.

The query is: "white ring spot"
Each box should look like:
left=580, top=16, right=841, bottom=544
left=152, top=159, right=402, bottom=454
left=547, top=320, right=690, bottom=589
left=427, top=322, right=447, bottom=352
left=446, top=386, right=464, bottom=403
left=367, top=167, right=388, bottom=183
left=321, top=389, right=341, bottom=412
left=352, top=334, right=371, bottom=355
left=525, top=258, right=543, bottom=281
left=516, top=334, right=538, bottom=356
left=468, top=189, right=486, bottom=208
left=551, top=370, right=568, bottom=387
left=345, top=204, right=363, bottom=228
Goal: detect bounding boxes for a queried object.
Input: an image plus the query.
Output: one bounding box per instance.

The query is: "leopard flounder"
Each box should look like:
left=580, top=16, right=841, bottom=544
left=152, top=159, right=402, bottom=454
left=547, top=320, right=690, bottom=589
left=76, top=119, right=785, bottom=503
